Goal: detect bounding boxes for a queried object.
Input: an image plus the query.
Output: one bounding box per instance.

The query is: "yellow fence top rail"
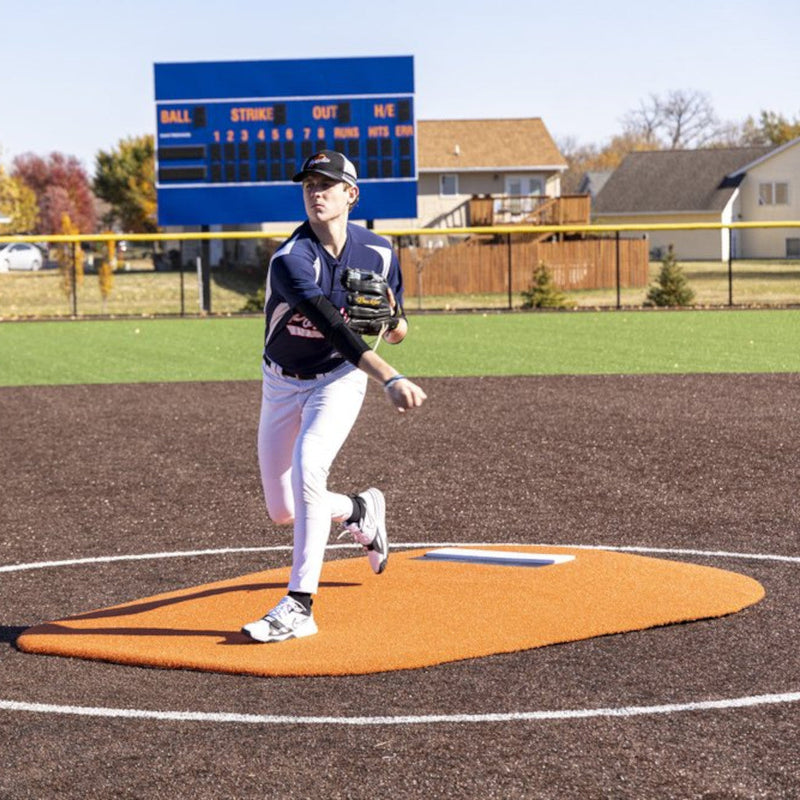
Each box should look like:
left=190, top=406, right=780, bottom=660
left=1, top=220, right=799, bottom=245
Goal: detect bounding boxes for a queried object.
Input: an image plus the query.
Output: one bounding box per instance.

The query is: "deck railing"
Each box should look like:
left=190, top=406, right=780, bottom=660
left=468, top=194, right=591, bottom=227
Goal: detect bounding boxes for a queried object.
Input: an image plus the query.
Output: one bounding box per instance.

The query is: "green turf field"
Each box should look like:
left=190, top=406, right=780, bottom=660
left=0, top=309, right=797, bottom=387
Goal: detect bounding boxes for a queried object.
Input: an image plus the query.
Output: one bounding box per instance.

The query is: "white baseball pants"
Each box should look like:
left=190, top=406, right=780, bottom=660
left=257, top=360, right=368, bottom=594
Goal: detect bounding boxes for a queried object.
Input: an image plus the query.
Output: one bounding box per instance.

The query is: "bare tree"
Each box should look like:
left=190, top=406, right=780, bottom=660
left=624, top=89, right=720, bottom=149
left=622, top=94, right=662, bottom=146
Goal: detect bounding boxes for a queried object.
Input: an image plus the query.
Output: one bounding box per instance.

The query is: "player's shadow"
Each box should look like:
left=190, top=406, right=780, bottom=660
left=18, top=621, right=259, bottom=646
left=63, top=580, right=359, bottom=622
left=65, top=582, right=288, bottom=621
left=0, top=626, right=27, bottom=645
left=13, top=581, right=361, bottom=647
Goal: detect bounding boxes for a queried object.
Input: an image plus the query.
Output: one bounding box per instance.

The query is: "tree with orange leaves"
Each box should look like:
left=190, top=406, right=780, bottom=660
left=57, top=213, right=84, bottom=307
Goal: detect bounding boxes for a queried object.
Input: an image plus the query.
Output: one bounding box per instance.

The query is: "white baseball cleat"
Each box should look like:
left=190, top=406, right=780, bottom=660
left=338, top=487, right=388, bottom=574
left=241, top=595, right=318, bottom=643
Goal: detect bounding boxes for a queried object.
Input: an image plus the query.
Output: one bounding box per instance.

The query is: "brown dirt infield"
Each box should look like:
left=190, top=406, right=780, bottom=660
left=1, top=374, right=798, bottom=799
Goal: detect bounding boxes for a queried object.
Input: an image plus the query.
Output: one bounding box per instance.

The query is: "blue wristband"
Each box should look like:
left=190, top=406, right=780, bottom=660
left=383, top=374, right=406, bottom=389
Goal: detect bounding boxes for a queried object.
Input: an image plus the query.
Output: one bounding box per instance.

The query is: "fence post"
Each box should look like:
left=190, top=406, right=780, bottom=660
left=200, top=226, right=211, bottom=313
left=71, top=241, right=78, bottom=317
left=507, top=234, right=513, bottom=310
left=615, top=231, right=621, bottom=309
left=727, top=227, right=734, bottom=307
left=195, top=257, right=204, bottom=312
left=180, top=265, right=185, bottom=317
left=418, top=240, right=427, bottom=311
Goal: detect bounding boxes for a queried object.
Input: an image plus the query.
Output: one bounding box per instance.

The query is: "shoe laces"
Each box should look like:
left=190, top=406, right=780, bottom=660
left=268, top=596, right=306, bottom=623
left=337, top=521, right=373, bottom=547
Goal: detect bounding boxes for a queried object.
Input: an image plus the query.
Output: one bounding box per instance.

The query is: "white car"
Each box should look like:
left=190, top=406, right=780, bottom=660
left=0, top=242, right=45, bottom=272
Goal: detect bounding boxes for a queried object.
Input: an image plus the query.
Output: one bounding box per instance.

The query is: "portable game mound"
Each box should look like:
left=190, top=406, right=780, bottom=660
left=16, top=546, right=765, bottom=677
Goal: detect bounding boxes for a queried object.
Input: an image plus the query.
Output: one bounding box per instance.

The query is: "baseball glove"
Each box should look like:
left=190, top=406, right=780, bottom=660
left=341, top=268, right=401, bottom=335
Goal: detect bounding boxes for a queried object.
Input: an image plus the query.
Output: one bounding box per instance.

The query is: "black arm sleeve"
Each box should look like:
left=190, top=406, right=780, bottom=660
left=295, top=295, right=371, bottom=366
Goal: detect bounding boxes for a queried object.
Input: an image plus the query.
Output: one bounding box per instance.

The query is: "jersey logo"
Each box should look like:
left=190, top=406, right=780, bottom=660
left=286, top=312, right=324, bottom=339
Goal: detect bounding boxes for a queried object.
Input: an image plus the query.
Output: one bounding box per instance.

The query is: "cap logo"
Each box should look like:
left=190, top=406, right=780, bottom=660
left=293, top=149, right=357, bottom=185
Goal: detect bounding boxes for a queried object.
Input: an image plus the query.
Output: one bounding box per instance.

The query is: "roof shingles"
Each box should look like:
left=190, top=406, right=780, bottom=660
left=593, top=147, right=772, bottom=214
left=417, top=119, right=566, bottom=170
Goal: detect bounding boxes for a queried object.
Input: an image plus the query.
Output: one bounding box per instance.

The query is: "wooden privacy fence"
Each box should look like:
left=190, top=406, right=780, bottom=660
left=398, top=236, right=650, bottom=298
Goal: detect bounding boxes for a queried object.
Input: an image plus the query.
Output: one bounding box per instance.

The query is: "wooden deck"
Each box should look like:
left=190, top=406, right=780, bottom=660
left=468, top=194, right=591, bottom=227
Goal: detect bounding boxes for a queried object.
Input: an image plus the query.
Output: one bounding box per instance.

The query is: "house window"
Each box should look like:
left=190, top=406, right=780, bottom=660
left=759, top=181, right=789, bottom=205
left=505, top=176, right=545, bottom=214
left=440, top=174, right=458, bottom=196
left=787, top=238, right=800, bottom=258
left=505, top=176, right=544, bottom=197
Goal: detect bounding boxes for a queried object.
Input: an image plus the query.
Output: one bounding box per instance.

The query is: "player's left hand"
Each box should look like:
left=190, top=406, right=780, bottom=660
left=384, top=376, right=426, bottom=413
left=341, top=269, right=402, bottom=336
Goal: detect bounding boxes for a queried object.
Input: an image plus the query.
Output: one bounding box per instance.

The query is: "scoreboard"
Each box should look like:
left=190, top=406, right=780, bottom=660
left=154, top=56, right=416, bottom=226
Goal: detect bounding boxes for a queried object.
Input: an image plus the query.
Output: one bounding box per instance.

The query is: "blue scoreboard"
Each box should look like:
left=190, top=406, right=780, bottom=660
left=154, top=56, right=416, bottom=226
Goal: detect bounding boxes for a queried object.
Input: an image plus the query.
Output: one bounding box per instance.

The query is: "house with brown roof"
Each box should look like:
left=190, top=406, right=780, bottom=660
left=413, top=118, right=569, bottom=228
left=395, top=118, right=648, bottom=294
left=593, top=139, right=800, bottom=261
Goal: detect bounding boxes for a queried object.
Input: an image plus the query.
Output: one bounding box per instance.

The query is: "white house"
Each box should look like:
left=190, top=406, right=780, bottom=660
left=593, top=138, right=800, bottom=261
left=732, top=137, right=800, bottom=259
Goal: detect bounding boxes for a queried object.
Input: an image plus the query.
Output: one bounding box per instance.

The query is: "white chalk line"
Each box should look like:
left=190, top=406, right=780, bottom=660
left=1, top=541, right=798, bottom=573
left=1, top=692, right=798, bottom=726
left=1, top=542, right=798, bottom=726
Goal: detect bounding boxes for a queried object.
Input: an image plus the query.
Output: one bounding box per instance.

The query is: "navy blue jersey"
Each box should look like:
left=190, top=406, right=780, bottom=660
left=263, top=221, right=404, bottom=375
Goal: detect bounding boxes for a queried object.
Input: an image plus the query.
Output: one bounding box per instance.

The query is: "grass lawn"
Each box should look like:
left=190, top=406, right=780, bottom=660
left=0, top=309, right=798, bottom=387
left=0, top=263, right=262, bottom=318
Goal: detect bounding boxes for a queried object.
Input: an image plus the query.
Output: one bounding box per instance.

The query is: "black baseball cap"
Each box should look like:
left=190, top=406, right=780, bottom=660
left=292, top=150, right=358, bottom=187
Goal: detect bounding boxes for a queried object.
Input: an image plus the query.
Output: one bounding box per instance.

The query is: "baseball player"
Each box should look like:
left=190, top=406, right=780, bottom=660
left=242, top=150, right=427, bottom=643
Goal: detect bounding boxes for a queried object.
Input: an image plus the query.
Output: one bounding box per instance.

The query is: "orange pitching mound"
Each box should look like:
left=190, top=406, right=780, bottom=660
left=16, top=546, right=764, bottom=677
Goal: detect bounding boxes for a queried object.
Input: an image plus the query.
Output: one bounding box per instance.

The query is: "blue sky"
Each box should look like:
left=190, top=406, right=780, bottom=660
left=1, top=0, right=798, bottom=174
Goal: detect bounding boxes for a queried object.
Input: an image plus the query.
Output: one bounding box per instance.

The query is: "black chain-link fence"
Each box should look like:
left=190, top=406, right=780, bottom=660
left=1, top=225, right=799, bottom=318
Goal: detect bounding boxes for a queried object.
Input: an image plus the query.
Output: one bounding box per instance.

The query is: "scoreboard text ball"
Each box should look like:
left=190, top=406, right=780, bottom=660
left=154, top=56, right=417, bottom=226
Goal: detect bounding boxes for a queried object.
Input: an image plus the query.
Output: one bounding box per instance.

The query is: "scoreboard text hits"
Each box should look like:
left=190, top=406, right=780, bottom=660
left=156, top=96, right=415, bottom=185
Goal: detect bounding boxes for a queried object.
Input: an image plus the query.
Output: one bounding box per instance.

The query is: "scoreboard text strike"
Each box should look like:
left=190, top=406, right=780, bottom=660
left=154, top=56, right=416, bottom=226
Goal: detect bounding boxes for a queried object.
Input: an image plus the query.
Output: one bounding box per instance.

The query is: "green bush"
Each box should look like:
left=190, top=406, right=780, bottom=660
left=241, top=285, right=265, bottom=313
left=521, top=262, right=575, bottom=309
left=645, top=245, right=695, bottom=307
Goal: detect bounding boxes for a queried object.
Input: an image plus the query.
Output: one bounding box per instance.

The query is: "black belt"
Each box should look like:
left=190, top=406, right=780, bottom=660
left=263, top=356, right=322, bottom=381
